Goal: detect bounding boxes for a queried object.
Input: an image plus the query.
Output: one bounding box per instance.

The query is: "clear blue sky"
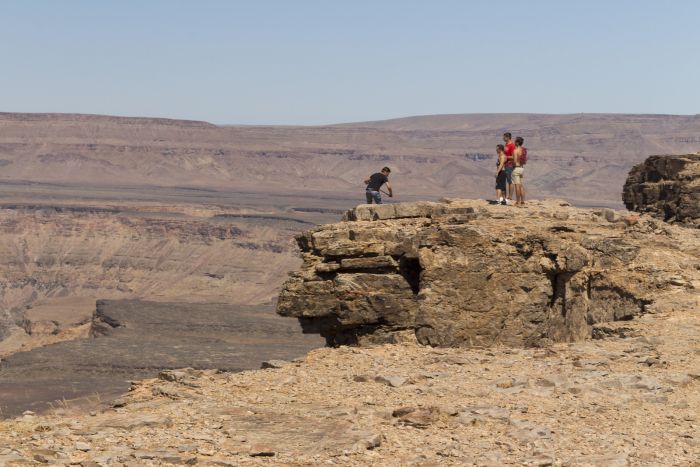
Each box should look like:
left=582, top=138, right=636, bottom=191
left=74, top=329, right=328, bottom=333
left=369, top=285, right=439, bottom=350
left=0, top=1, right=697, bottom=125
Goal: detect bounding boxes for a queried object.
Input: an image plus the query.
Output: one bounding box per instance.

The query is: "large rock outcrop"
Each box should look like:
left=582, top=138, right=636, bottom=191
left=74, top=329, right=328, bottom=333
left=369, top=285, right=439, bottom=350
left=277, top=199, right=699, bottom=347
left=623, top=153, right=700, bottom=227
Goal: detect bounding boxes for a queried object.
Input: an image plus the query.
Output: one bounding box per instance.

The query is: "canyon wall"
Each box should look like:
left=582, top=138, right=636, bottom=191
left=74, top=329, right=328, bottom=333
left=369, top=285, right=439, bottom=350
left=0, top=204, right=304, bottom=354
left=2, top=113, right=700, bottom=205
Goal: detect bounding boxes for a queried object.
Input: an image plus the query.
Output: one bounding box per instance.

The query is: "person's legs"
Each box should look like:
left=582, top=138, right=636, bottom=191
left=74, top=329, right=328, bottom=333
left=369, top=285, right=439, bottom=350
left=505, top=167, right=514, bottom=200
left=495, top=171, right=506, bottom=203
left=365, top=191, right=373, bottom=204
left=372, top=190, right=382, bottom=204
left=513, top=168, right=524, bottom=205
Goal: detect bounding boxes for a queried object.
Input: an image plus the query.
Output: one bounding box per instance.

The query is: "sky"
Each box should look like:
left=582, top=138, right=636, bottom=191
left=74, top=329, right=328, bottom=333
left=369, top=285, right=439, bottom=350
left=0, top=1, right=698, bottom=125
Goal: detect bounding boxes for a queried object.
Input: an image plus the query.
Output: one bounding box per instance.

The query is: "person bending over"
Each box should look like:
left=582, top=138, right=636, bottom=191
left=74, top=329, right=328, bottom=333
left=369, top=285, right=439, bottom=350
left=364, top=166, right=393, bottom=204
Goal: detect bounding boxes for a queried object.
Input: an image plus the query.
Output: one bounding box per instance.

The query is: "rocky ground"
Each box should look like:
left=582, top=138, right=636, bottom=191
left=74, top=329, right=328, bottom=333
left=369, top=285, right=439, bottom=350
left=0, top=293, right=697, bottom=465
left=1, top=198, right=699, bottom=465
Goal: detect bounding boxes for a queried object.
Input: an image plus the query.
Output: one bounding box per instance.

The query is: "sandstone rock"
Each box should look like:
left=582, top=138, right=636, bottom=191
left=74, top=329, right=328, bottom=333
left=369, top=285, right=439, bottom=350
left=151, top=384, right=183, bottom=399
left=75, top=442, right=91, bottom=451
left=392, top=406, right=441, bottom=428
left=277, top=199, right=677, bottom=347
left=158, top=368, right=203, bottom=383
left=339, top=255, right=398, bottom=270
left=602, top=208, right=621, bottom=222
left=508, top=418, right=552, bottom=442
left=374, top=375, right=407, bottom=387
left=94, top=414, right=173, bottom=430
left=623, top=153, right=700, bottom=226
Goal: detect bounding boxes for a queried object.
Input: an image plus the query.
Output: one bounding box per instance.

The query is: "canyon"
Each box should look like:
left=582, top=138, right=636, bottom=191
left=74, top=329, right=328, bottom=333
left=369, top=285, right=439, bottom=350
left=0, top=112, right=699, bottom=463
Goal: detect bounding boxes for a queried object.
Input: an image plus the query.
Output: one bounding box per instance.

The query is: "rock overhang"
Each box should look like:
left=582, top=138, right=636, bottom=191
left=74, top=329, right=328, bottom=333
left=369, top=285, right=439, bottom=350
left=278, top=198, right=699, bottom=348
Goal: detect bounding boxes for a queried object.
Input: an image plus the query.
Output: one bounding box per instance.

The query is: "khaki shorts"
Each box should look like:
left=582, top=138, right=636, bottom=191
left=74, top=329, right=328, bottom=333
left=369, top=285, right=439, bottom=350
left=512, top=167, right=524, bottom=185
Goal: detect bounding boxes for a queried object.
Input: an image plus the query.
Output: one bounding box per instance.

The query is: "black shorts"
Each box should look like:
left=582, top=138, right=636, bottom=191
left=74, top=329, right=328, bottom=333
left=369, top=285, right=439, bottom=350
left=495, top=171, right=507, bottom=191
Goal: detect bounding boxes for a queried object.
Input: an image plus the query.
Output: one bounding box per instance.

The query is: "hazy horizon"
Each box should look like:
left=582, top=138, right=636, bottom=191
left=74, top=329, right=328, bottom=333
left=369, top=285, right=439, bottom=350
left=2, top=110, right=699, bottom=128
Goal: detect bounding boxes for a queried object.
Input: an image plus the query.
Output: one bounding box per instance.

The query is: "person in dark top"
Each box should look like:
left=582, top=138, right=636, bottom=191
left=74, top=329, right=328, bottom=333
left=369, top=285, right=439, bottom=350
left=494, top=144, right=507, bottom=205
left=364, top=166, right=393, bottom=204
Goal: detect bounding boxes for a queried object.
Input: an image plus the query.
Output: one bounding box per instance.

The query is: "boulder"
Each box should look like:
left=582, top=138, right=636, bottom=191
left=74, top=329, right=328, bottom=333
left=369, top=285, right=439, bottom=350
left=623, top=153, right=700, bottom=227
left=276, top=199, right=682, bottom=347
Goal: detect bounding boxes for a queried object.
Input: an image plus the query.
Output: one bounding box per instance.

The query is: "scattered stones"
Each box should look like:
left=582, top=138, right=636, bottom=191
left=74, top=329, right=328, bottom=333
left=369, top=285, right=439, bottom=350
left=1, top=198, right=699, bottom=465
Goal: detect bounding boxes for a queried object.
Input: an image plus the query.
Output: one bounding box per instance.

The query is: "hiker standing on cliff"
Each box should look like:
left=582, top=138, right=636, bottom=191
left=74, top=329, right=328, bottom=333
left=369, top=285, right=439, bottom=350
left=494, top=144, right=507, bottom=205
left=364, top=167, right=393, bottom=204
left=513, top=136, right=527, bottom=206
left=503, top=132, right=516, bottom=203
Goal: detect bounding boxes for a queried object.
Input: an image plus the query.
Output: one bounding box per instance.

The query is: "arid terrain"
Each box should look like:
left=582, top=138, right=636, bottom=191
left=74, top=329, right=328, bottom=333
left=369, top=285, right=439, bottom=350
left=2, top=111, right=696, bottom=358
left=1, top=112, right=700, bottom=205
left=0, top=199, right=698, bottom=465
left=0, top=113, right=699, bottom=464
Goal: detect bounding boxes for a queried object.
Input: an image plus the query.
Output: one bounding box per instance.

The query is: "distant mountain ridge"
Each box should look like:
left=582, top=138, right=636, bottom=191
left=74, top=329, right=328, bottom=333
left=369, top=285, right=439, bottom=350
left=1, top=112, right=699, bottom=206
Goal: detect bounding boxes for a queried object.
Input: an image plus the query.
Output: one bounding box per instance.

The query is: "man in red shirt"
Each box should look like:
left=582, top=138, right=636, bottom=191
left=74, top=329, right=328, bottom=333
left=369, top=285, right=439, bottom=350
left=503, top=132, right=516, bottom=202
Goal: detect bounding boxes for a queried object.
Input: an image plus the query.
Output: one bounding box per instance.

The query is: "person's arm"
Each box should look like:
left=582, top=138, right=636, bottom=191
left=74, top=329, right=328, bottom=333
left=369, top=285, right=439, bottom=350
left=385, top=181, right=393, bottom=197
left=496, top=154, right=505, bottom=176
left=364, top=177, right=370, bottom=185
left=514, top=148, right=521, bottom=166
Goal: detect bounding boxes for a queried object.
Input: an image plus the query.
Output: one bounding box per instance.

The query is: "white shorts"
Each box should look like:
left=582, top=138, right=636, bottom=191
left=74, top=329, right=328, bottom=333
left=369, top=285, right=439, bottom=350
left=512, top=167, right=524, bottom=185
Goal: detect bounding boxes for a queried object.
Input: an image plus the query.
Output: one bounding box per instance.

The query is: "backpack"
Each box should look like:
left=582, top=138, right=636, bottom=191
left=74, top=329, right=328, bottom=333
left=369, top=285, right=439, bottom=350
left=520, top=147, right=527, bottom=165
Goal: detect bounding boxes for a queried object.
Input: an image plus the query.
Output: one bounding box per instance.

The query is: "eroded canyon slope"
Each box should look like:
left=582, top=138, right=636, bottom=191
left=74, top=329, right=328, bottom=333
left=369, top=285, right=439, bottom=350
left=0, top=188, right=346, bottom=357
left=2, top=112, right=700, bottom=205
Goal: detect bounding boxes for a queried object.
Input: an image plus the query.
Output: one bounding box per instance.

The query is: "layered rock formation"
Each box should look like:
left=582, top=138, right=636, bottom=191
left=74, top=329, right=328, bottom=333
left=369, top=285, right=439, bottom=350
left=0, top=202, right=311, bottom=356
left=3, top=112, right=700, bottom=205
left=278, top=199, right=699, bottom=347
left=623, top=153, right=700, bottom=226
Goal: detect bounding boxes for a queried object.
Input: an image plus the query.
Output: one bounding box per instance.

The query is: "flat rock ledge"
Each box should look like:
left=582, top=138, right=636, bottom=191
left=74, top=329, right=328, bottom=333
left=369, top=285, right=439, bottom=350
left=623, top=153, right=700, bottom=227
left=277, top=198, right=700, bottom=347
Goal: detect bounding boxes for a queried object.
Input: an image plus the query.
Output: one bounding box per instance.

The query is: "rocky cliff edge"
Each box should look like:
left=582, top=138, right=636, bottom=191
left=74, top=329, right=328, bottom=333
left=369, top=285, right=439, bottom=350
left=277, top=199, right=700, bottom=347
left=623, top=153, right=700, bottom=227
